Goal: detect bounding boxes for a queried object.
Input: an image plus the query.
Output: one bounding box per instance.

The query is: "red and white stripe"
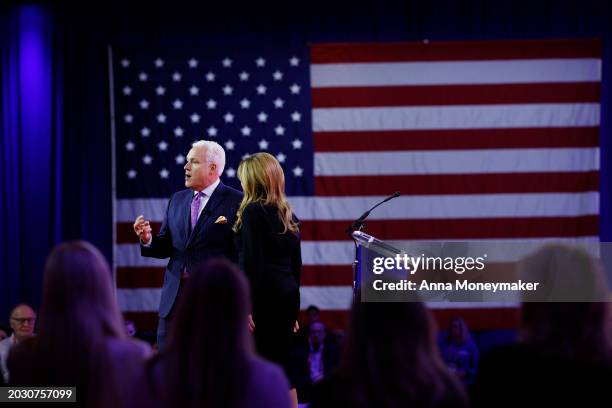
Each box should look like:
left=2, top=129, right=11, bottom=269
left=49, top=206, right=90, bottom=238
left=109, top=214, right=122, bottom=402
left=115, top=39, right=601, bottom=330
left=305, top=39, right=600, bottom=328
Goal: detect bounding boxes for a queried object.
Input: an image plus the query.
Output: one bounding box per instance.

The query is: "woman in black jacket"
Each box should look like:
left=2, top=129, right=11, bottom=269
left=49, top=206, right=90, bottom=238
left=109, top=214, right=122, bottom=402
left=234, top=152, right=302, bottom=407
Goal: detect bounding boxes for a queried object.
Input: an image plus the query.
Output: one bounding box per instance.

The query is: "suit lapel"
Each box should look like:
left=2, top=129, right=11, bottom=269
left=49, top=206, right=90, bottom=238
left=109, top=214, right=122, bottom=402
left=201, top=182, right=226, bottom=215
left=186, top=182, right=227, bottom=247
left=184, top=190, right=194, bottom=242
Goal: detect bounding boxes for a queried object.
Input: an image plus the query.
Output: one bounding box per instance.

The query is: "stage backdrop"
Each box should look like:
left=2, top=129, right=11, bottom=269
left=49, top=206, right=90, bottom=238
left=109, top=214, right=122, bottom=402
left=112, top=39, right=600, bottom=330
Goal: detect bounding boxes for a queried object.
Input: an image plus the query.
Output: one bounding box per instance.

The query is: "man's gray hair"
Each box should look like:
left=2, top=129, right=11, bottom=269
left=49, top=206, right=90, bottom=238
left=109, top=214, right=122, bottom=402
left=192, top=140, right=225, bottom=175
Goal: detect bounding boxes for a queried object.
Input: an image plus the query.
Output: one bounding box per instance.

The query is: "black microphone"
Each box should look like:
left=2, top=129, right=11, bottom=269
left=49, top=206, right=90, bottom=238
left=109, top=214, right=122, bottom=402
left=345, top=191, right=400, bottom=235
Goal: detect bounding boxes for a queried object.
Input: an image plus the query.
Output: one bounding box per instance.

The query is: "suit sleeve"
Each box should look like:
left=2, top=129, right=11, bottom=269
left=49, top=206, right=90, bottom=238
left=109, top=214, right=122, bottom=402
left=225, top=194, right=242, bottom=263
left=291, top=221, right=302, bottom=306
left=140, top=195, right=174, bottom=259
left=238, top=204, right=266, bottom=298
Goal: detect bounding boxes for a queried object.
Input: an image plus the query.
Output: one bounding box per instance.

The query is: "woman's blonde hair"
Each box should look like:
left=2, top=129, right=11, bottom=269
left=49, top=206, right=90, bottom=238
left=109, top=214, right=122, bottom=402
left=233, top=152, right=298, bottom=234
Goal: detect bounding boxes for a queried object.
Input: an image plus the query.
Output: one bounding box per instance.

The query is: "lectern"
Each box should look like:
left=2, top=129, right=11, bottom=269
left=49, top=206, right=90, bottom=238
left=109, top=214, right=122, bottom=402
left=350, top=230, right=404, bottom=295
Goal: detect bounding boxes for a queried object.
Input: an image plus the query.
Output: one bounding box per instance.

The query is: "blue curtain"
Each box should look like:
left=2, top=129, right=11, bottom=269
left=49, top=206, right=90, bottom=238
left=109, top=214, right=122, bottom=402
left=0, top=5, right=62, bottom=317
left=0, top=0, right=611, bottom=321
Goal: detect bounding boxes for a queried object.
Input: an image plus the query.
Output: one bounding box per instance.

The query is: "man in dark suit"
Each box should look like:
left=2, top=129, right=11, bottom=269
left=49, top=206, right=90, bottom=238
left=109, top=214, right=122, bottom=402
left=133, top=140, right=242, bottom=348
left=294, top=321, right=340, bottom=403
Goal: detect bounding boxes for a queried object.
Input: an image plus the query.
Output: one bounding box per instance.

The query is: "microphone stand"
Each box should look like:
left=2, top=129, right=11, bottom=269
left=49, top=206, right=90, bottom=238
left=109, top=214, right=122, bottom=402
left=345, top=192, right=400, bottom=296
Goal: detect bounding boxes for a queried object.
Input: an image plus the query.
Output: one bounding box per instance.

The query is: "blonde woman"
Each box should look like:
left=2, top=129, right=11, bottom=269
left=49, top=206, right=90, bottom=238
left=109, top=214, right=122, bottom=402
left=233, top=152, right=301, bottom=406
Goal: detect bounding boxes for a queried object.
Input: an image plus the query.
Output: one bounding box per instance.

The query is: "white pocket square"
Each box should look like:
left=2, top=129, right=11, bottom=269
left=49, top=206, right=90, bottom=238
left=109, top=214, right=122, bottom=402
left=215, top=216, right=228, bottom=224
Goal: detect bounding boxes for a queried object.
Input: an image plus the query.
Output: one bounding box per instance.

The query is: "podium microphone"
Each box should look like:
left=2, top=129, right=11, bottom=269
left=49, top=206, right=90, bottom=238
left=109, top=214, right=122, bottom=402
left=345, top=191, right=400, bottom=236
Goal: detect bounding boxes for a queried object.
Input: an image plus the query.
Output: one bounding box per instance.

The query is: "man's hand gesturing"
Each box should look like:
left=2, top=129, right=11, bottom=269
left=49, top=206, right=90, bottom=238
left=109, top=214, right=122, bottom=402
left=133, top=215, right=152, bottom=243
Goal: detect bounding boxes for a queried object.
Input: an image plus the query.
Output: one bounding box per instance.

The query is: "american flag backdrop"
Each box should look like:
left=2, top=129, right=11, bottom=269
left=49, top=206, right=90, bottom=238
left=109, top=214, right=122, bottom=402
left=112, top=39, right=601, bottom=331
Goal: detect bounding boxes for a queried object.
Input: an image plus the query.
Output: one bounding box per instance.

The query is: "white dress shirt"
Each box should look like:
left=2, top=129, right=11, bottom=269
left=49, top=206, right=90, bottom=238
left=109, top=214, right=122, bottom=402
left=193, top=178, right=221, bottom=220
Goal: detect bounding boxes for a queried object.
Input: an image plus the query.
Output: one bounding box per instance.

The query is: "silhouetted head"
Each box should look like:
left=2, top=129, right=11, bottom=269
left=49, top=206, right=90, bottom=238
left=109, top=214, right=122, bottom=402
left=519, top=243, right=611, bottom=361
left=8, top=241, right=126, bottom=408
left=306, top=304, right=321, bottom=325
left=448, top=316, right=471, bottom=345
left=337, top=297, right=466, bottom=407
left=40, top=241, right=124, bottom=339
left=160, top=258, right=253, bottom=408
left=309, top=321, right=326, bottom=348
left=168, top=258, right=250, bottom=354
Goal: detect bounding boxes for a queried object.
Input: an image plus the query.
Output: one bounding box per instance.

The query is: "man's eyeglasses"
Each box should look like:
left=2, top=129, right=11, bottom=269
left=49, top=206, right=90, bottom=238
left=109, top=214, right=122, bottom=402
left=11, top=317, right=36, bottom=325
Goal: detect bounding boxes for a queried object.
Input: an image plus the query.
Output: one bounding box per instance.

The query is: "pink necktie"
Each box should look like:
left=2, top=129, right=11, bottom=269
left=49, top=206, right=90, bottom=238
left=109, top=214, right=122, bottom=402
left=184, top=192, right=203, bottom=280
left=191, top=192, right=202, bottom=232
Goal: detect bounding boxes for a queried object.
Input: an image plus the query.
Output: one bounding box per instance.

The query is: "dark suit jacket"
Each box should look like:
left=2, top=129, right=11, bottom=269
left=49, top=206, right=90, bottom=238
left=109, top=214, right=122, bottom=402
left=141, top=182, right=242, bottom=317
left=235, top=202, right=301, bottom=309
left=294, top=341, right=341, bottom=402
